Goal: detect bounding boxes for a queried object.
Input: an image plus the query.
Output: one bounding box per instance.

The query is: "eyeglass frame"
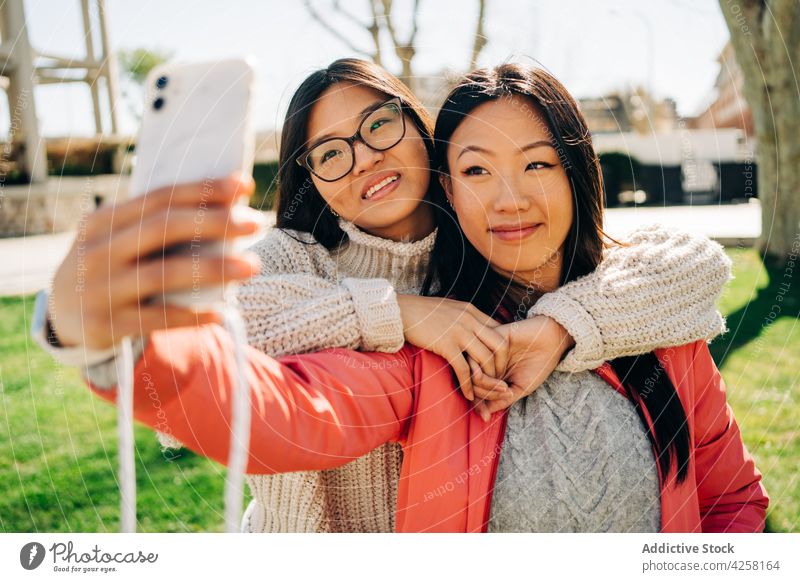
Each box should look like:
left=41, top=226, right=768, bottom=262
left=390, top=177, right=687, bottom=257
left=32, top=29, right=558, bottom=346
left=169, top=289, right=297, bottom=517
left=295, top=96, right=407, bottom=182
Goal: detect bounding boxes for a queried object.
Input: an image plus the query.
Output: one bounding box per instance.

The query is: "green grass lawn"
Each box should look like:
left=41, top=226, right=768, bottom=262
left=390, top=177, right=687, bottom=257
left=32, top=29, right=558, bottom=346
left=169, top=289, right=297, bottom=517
left=0, top=295, right=229, bottom=532
left=0, top=248, right=797, bottom=532
left=709, top=249, right=800, bottom=533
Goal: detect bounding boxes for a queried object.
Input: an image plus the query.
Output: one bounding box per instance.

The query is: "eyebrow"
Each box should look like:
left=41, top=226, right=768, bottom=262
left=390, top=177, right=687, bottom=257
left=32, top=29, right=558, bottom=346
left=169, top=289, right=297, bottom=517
left=307, top=100, right=388, bottom=148
left=456, top=139, right=554, bottom=161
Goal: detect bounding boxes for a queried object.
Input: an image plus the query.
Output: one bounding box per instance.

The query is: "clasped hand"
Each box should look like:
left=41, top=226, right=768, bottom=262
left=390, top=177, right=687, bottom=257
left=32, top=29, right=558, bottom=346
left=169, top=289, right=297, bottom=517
left=397, top=295, right=574, bottom=421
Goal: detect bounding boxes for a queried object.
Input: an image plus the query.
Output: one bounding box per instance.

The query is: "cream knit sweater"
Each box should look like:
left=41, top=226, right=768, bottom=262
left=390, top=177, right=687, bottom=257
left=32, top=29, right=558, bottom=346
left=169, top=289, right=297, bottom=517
left=36, top=219, right=731, bottom=533
left=237, top=220, right=434, bottom=532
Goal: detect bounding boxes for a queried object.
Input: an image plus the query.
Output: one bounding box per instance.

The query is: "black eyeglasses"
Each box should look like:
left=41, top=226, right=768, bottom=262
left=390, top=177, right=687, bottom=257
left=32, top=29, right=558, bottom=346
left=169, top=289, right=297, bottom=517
left=296, top=97, right=406, bottom=182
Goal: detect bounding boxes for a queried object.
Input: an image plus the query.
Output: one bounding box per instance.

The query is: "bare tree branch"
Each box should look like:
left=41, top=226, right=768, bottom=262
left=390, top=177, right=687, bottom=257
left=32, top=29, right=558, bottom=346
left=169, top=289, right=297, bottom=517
left=332, top=0, right=371, bottom=29
left=304, top=0, right=377, bottom=60
left=379, top=0, right=401, bottom=54
left=368, top=0, right=383, bottom=66
left=304, top=0, right=491, bottom=90
left=470, top=0, right=488, bottom=70
left=379, top=0, right=417, bottom=84
left=408, top=0, right=421, bottom=49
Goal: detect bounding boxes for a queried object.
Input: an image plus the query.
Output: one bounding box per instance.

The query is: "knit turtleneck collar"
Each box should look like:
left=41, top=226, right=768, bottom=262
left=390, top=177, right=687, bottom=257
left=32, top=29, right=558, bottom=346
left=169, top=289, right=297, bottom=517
left=337, top=218, right=437, bottom=258
left=333, top=218, right=438, bottom=295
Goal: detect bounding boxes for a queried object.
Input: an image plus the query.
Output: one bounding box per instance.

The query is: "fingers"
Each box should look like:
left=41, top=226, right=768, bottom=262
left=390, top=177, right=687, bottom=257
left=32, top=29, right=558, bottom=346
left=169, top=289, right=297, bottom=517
left=461, top=333, right=497, bottom=379
left=447, top=350, right=474, bottom=402
left=483, top=388, right=524, bottom=415
left=472, top=384, right=513, bottom=401
left=100, top=203, right=266, bottom=265
left=473, top=325, right=509, bottom=377
left=85, top=174, right=255, bottom=242
left=473, top=386, right=523, bottom=423
left=473, top=400, right=491, bottom=423
left=468, top=358, right=511, bottom=401
left=458, top=309, right=507, bottom=379
left=109, top=252, right=262, bottom=307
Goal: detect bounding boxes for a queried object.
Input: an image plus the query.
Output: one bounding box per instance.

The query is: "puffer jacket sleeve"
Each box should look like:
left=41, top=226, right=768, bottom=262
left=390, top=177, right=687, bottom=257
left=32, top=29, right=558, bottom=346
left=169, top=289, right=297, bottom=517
left=46, top=227, right=407, bottom=451
left=86, top=323, right=416, bottom=474
left=688, top=340, right=769, bottom=532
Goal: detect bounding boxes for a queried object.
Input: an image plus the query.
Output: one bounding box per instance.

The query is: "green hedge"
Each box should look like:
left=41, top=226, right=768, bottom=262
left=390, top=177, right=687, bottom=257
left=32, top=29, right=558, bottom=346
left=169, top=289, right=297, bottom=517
left=250, top=161, right=280, bottom=211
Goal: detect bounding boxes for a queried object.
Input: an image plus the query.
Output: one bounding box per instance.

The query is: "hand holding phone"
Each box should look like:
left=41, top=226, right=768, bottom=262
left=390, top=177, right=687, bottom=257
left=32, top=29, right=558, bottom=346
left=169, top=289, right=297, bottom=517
left=48, top=174, right=264, bottom=350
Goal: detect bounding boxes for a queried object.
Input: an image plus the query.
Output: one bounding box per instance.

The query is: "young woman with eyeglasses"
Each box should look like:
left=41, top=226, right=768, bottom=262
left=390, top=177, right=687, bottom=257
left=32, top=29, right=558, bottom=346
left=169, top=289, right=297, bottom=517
left=41, top=59, right=733, bottom=532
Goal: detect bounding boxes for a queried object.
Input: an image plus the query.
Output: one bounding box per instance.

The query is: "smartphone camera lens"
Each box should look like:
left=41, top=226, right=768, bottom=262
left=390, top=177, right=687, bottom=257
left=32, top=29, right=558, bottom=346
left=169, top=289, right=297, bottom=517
left=153, top=97, right=165, bottom=110
left=155, top=75, right=168, bottom=89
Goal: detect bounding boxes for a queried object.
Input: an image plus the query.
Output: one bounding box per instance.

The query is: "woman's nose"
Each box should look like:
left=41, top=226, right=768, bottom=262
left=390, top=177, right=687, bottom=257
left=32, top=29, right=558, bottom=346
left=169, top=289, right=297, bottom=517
left=351, top=141, right=384, bottom=176
left=493, top=175, right=531, bottom=212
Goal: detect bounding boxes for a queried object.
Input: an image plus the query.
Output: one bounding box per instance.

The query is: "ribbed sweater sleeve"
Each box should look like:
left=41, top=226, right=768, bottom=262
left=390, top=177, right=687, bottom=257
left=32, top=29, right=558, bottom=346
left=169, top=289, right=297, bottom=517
left=531, top=225, right=731, bottom=373
left=238, top=228, right=405, bottom=357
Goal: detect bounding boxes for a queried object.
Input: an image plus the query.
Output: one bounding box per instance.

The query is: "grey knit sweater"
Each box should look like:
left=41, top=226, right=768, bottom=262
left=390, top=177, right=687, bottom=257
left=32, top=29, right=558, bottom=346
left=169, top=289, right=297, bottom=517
left=36, top=219, right=730, bottom=533
left=488, top=370, right=661, bottom=532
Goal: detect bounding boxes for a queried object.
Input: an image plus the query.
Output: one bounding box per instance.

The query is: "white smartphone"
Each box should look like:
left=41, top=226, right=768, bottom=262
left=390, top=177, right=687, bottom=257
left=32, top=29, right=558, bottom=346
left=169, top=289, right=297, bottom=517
left=129, top=57, right=259, bottom=309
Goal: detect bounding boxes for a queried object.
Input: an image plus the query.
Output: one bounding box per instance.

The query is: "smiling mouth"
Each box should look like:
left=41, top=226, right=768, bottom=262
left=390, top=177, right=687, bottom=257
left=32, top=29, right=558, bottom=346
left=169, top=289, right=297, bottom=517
left=362, top=174, right=400, bottom=200
left=490, top=223, right=543, bottom=241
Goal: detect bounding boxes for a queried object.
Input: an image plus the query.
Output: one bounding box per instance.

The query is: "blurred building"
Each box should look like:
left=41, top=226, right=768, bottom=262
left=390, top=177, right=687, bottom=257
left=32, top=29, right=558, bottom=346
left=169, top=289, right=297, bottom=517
left=579, top=88, right=678, bottom=135
left=579, top=63, right=756, bottom=207
left=692, top=42, right=754, bottom=136
left=593, top=128, right=755, bottom=207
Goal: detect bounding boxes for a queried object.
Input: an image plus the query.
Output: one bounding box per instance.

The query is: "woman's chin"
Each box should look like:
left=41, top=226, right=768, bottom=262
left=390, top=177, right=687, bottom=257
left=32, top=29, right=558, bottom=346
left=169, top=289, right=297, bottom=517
left=489, top=255, right=551, bottom=280
left=353, top=198, right=424, bottom=229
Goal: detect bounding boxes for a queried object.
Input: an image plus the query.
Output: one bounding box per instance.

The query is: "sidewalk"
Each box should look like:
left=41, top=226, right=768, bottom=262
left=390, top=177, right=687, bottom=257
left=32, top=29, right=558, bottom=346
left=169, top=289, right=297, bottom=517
left=603, top=199, right=760, bottom=247
left=0, top=201, right=760, bottom=298
left=0, top=230, right=76, bottom=297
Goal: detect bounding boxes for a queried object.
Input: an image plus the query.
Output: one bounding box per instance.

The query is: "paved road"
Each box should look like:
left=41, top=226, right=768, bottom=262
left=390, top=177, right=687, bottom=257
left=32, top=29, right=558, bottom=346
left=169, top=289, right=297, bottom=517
left=0, top=201, right=760, bottom=298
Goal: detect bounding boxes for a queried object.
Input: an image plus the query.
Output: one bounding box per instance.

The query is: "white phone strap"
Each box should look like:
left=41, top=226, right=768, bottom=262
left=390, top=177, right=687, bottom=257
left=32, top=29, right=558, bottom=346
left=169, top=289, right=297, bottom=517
left=115, top=296, right=251, bottom=533
left=116, top=335, right=137, bottom=532
left=221, top=297, right=252, bottom=533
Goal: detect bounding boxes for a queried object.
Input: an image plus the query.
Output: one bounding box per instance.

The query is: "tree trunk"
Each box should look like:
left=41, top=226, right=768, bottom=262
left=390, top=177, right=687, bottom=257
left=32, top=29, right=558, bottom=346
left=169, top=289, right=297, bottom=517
left=719, top=0, right=800, bottom=265
left=753, top=86, right=800, bottom=265
left=470, top=0, right=488, bottom=70
left=397, top=45, right=415, bottom=89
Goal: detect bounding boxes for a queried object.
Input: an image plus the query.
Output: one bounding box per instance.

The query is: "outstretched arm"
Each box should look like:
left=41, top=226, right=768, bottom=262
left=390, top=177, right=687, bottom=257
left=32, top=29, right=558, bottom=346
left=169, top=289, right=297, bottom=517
left=87, top=324, right=416, bottom=474
left=37, top=227, right=406, bottom=387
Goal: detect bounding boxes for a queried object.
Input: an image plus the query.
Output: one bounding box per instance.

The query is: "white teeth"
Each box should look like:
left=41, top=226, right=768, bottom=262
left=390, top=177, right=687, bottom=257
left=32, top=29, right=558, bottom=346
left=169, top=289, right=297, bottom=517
left=364, top=175, right=399, bottom=199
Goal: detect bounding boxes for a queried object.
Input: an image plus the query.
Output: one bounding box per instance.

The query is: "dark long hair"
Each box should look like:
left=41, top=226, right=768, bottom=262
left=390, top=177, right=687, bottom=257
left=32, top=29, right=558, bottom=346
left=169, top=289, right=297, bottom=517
left=275, top=58, right=437, bottom=249
left=425, top=64, right=690, bottom=484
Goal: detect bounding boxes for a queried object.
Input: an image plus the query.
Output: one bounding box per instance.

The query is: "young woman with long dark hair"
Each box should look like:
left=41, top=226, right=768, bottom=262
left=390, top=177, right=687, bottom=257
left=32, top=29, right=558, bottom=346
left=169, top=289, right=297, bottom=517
left=40, top=61, right=743, bottom=532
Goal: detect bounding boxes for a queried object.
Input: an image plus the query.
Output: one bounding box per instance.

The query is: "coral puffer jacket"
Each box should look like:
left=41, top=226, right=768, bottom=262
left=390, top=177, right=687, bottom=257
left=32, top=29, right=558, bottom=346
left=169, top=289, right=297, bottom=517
left=88, top=324, right=768, bottom=532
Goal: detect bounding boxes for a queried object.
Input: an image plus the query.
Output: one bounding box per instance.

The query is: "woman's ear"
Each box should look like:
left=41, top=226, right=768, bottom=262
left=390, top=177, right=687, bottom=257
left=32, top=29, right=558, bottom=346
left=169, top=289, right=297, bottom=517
left=439, top=174, right=454, bottom=206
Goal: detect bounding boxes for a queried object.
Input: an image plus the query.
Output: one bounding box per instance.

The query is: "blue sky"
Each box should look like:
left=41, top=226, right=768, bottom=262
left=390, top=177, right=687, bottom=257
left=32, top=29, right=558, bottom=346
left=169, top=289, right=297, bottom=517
left=7, top=0, right=731, bottom=137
